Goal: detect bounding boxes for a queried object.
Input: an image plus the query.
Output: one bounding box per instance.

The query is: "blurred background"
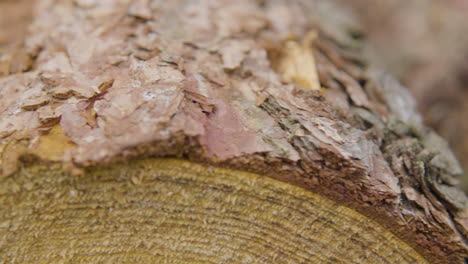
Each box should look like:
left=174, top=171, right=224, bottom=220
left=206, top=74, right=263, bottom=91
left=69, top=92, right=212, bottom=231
left=1, top=0, right=468, bottom=192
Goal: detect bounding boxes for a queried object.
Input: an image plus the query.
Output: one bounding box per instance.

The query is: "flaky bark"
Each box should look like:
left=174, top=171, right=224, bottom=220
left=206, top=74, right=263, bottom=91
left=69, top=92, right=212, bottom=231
left=0, top=0, right=467, bottom=263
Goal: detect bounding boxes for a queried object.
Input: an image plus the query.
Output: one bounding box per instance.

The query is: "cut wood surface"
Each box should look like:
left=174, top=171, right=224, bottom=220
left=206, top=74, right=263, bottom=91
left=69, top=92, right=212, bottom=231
left=2, top=158, right=431, bottom=263
left=0, top=0, right=467, bottom=263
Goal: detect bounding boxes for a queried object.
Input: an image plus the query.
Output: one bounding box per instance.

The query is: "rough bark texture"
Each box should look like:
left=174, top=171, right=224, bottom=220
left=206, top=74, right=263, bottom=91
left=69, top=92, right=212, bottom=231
left=0, top=0, right=467, bottom=263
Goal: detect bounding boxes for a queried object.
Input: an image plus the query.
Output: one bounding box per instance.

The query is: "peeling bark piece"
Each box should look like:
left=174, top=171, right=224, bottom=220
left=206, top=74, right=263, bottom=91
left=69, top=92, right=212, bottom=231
left=37, top=105, right=61, bottom=125
left=130, top=58, right=185, bottom=85
left=133, top=49, right=158, bottom=61
left=42, top=71, right=100, bottom=99
left=50, top=83, right=96, bottom=99
left=19, top=81, right=49, bottom=110
left=272, top=32, right=321, bottom=91
left=135, top=30, right=159, bottom=51
left=219, top=39, right=252, bottom=70
left=96, top=79, right=114, bottom=94
left=128, top=0, right=152, bottom=20
left=315, top=38, right=364, bottom=79
left=317, top=51, right=370, bottom=108
left=49, top=86, right=74, bottom=99
left=184, top=90, right=215, bottom=114
left=21, top=96, right=49, bottom=111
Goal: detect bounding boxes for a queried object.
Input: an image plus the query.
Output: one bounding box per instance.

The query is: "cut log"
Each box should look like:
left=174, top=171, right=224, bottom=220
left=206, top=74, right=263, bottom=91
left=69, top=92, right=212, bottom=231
left=0, top=1, right=467, bottom=263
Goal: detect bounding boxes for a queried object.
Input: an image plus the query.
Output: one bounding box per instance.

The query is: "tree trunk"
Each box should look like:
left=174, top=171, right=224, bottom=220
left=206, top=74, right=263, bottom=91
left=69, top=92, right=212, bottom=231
left=0, top=0, right=467, bottom=263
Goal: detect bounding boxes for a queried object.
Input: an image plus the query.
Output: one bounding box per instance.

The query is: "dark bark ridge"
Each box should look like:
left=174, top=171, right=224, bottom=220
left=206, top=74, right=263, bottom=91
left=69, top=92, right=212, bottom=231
left=0, top=0, right=467, bottom=263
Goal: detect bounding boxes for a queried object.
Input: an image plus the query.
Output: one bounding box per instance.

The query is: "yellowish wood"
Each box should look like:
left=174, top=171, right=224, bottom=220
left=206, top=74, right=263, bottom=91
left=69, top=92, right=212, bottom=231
left=0, top=158, right=428, bottom=263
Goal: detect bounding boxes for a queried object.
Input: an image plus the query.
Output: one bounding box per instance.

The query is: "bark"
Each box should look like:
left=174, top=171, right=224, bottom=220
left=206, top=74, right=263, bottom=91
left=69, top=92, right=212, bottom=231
left=0, top=0, right=467, bottom=263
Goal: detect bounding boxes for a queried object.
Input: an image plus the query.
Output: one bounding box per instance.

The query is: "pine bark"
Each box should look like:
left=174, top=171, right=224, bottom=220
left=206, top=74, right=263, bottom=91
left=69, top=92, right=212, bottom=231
left=0, top=0, right=467, bottom=263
